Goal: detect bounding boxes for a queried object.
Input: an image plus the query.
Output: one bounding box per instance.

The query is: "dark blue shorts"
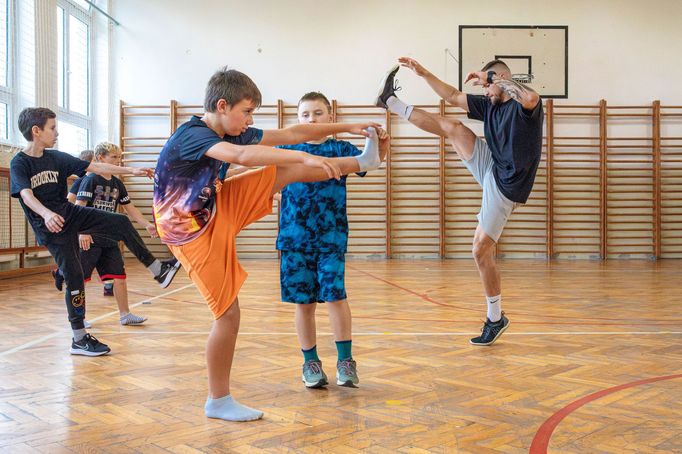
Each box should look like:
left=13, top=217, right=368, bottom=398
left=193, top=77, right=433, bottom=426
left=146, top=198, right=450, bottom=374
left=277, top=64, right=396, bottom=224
left=280, top=250, right=346, bottom=304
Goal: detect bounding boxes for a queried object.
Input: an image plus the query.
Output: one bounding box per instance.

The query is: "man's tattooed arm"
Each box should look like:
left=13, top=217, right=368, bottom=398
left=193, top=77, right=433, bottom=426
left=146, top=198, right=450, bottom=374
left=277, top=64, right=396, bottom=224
left=492, top=76, right=541, bottom=110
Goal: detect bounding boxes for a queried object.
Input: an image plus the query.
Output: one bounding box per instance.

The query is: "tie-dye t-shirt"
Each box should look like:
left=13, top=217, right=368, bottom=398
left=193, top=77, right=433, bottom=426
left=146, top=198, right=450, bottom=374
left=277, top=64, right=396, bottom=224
left=153, top=116, right=263, bottom=245
left=276, top=139, right=364, bottom=252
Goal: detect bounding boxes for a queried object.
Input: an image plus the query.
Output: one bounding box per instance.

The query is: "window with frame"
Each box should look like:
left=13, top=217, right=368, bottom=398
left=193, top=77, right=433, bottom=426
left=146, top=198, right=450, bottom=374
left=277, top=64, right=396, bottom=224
left=56, top=0, right=91, bottom=154
left=0, top=0, right=12, bottom=143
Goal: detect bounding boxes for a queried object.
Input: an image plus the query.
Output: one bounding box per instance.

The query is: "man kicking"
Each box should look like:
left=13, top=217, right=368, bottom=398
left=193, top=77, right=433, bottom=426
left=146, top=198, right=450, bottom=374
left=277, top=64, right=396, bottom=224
left=375, top=57, right=543, bottom=345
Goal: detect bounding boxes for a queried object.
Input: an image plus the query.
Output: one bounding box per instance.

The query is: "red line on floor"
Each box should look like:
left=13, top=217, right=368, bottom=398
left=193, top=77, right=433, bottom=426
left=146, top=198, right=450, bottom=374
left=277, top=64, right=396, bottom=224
left=529, top=373, right=682, bottom=454
left=347, top=265, right=682, bottom=324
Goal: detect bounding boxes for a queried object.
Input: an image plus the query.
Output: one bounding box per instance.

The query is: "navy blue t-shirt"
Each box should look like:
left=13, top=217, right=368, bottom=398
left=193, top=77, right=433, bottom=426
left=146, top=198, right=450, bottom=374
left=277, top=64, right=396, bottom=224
left=153, top=115, right=263, bottom=245
left=69, top=175, right=84, bottom=195
left=10, top=149, right=90, bottom=244
left=467, top=94, right=543, bottom=203
left=276, top=139, right=364, bottom=252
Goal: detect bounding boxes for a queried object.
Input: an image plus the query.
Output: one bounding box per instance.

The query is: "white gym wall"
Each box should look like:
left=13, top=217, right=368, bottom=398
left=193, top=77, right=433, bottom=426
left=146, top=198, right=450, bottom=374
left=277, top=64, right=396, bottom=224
left=110, top=0, right=681, bottom=121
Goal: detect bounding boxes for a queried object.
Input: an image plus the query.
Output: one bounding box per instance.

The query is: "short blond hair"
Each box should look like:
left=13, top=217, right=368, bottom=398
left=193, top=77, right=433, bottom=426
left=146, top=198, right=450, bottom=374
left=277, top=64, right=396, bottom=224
left=94, top=142, right=121, bottom=160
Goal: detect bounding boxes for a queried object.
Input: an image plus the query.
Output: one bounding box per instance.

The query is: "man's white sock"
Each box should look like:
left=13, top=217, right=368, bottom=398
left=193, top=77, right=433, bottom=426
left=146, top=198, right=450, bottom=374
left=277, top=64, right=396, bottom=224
left=486, top=295, right=502, bottom=323
left=386, top=96, right=414, bottom=120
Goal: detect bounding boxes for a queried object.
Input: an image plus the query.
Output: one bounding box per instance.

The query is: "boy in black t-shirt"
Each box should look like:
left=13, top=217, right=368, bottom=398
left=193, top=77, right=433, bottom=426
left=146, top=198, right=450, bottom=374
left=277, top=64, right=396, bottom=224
left=75, top=142, right=158, bottom=326
left=10, top=108, right=181, bottom=356
left=376, top=58, right=543, bottom=346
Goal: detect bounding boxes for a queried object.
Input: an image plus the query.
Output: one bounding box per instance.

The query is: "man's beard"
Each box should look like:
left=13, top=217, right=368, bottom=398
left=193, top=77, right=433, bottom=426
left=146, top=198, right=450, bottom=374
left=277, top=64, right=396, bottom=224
left=490, top=95, right=501, bottom=106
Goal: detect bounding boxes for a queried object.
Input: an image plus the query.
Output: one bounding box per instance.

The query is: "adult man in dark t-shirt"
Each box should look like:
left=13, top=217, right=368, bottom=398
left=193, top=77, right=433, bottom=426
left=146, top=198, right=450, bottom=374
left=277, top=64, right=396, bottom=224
left=376, top=58, right=543, bottom=346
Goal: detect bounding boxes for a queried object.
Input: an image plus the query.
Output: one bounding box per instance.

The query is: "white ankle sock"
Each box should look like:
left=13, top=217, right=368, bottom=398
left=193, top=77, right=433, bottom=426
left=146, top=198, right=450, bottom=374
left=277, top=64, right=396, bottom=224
left=386, top=96, right=414, bottom=120
left=486, top=295, right=502, bottom=322
left=204, top=395, right=263, bottom=422
left=355, top=127, right=381, bottom=172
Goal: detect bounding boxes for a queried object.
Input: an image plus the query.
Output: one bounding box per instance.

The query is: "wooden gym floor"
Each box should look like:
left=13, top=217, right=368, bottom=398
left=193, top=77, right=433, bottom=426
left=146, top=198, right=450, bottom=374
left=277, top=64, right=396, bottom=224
left=0, top=259, right=680, bottom=453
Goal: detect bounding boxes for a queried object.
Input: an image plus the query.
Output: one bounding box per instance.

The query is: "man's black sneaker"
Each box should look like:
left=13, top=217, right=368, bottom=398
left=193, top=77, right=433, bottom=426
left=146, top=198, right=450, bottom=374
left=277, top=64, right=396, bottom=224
left=70, top=333, right=111, bottom=356
left=155, top=258, right=181, bottom=288
left=470, top=313, right=510, bottom=346
left=52, top=269, right=64, bottom=291
left=375, top=64, right=401, bottom=109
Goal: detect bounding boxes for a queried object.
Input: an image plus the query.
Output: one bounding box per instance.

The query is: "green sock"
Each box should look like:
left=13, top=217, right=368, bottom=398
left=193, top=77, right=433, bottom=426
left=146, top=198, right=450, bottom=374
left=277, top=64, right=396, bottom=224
left=302, top=345, right=319, bottom=362
left=336, top=340, right=352, bottom=361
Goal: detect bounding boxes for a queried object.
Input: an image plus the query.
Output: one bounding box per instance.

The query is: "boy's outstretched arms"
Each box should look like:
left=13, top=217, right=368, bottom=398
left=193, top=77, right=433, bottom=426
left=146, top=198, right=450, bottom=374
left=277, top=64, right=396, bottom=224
left=260, top=122, right=381, bottom=146
left=205, top=142, right=343, bottom=180
left=87, top=162, right=154, bottom=178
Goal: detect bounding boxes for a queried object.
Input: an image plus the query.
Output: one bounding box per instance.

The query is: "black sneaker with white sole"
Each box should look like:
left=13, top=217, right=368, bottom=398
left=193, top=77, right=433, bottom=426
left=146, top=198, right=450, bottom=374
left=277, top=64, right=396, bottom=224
left=154, top=258, right=181, bottom=288
left=70, top=333, right=110, bottom=356
left=470, top=313, right=510, bottom=346
left=375, top=64, right=401, bottom=109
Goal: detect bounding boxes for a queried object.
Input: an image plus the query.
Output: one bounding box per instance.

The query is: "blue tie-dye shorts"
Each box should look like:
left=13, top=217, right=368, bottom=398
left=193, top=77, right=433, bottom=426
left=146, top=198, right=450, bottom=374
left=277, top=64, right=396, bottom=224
left=279, top=250, right=347, bottom=304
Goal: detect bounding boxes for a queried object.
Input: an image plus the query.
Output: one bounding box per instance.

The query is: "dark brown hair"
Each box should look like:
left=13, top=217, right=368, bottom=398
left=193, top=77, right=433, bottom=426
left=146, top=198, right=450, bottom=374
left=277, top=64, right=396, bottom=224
left=18, top=107, right=56, bottom=141
left=204, top=67, right=262, bottom=112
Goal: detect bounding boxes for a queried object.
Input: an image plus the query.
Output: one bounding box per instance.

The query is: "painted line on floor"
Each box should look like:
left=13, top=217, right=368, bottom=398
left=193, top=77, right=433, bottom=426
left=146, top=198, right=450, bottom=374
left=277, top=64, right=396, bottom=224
left=347, top=264, right=682, bottom=324
left=0, top=283, right=195, bottom=358
left=530, top=373, right=682, bottom=454
left=81, top=330, right=682, bottom=336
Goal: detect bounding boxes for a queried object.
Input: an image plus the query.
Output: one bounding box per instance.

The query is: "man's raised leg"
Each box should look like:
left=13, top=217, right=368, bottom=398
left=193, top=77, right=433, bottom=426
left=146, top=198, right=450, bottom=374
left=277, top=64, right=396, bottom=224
left=409, top=110, right=477, bottom=161
left=375, top=65, right=477, bottom=160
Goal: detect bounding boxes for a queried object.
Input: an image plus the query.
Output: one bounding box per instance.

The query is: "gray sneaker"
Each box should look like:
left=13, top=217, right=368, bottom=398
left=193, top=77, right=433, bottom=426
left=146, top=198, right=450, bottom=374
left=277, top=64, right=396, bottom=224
left=336, top=359, right=359, bottom=388
left=302, top=359, right=328, bottom=388
left=120, top=312, right=147, bottom=326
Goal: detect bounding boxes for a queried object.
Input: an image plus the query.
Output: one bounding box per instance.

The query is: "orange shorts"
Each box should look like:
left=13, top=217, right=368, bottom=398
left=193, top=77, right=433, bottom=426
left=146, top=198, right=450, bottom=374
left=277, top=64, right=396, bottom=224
left=169, top=166, right=277, bottom=319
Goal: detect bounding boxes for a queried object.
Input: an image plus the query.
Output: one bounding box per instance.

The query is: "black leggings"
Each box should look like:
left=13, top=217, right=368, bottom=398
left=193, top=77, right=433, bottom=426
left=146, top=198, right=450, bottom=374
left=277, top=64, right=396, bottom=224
left=46, top=205, right=157, bottom=330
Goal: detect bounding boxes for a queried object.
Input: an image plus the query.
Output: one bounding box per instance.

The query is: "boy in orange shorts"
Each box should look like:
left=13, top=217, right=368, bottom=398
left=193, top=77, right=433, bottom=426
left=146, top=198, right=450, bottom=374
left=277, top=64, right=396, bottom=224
left=153, top=67, right=385, bottom=421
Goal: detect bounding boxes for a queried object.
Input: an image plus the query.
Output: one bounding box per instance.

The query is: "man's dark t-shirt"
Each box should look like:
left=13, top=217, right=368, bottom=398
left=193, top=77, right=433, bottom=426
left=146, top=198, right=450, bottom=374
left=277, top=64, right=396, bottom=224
left=467, top=94, right=543, bottom=203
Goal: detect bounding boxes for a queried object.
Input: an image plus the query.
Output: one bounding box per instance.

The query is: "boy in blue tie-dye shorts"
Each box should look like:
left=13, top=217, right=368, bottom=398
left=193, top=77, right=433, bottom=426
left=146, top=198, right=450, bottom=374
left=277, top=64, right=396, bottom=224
left=277, top=92, right=390, bottom=388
